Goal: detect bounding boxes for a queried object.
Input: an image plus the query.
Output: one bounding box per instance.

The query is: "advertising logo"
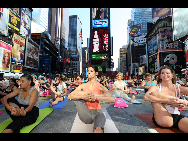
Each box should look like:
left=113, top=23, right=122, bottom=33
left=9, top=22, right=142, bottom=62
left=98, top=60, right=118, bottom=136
left=93, top=19, right=108, bottom=27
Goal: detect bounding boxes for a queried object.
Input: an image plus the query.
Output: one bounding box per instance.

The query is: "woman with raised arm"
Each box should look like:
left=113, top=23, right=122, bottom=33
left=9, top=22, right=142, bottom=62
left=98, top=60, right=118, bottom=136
left=68, top=65, right=115, bottom=133
left=0, top=74, right=39, bottom=133
left=144, top=66, right=188, bottom=133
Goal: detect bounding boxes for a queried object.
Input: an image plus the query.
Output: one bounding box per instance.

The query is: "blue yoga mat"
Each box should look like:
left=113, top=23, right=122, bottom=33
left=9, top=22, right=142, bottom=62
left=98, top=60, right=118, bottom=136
left=113, top=93, right=141, bottom=104
left=39, top=96, right=69, bottom=109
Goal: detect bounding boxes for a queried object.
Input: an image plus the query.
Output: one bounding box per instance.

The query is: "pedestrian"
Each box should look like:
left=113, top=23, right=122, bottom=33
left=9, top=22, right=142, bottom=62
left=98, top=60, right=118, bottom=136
left=1, top=74, right=39, bottom=133
left=68, top=65, right=115, bottom=133
left=49, top=74, right=67, bottom=107
left=140, top=73, right=156, bottom=93
left=144, top=65, right=188, bottom=133
left=113, top=72, right=135, bottom=103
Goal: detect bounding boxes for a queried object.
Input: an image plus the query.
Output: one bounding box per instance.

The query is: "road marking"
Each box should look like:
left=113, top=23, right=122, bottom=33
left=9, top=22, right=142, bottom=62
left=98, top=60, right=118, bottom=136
left=148, top=128, right=159, bottom=133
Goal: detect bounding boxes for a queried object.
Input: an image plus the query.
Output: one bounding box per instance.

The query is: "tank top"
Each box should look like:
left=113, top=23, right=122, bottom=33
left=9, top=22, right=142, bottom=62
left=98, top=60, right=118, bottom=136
left=157, top=83, right=180, bottom=115
left=83, top=82, right=102, bottom=109
left=145, top=81, right=156, bottom=93
left=17, top=87, right=39, bottom=108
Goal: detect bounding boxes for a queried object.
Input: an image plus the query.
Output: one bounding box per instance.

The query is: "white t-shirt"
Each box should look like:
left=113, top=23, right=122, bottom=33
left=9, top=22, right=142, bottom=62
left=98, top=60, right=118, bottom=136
left=114, top=80, right=127, bottom=90
left=57, top=82, right=67, bottom=94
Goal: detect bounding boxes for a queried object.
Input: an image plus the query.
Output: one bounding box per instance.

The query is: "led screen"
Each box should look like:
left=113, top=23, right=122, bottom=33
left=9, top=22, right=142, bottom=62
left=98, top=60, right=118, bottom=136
left=92, top=28, right=108, bottom=53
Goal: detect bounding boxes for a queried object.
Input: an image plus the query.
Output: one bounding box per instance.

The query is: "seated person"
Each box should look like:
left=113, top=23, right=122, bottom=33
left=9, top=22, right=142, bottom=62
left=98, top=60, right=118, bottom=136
left=68, top=65, right=115, bottom=133
left=144, top=66, right=188, bottom=133
left=113, top=72, right=135, bottom=103
left=49, top=75, right=67, bottom=107
left=0, top=74, right=39, bottom=133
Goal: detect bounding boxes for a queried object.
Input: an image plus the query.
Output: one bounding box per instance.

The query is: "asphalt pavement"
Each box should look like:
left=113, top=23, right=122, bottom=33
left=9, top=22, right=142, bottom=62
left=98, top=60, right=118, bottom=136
left=0, top=87, right=187, bottom=133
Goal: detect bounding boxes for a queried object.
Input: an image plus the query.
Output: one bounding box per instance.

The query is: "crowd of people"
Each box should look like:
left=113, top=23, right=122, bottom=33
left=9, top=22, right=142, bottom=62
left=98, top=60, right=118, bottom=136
left=1, top=65, right=188, bottom=133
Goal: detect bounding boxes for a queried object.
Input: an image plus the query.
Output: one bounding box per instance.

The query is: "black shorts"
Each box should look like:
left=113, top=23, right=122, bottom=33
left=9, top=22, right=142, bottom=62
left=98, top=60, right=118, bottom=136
left=152, top=113, right=185, bottom=129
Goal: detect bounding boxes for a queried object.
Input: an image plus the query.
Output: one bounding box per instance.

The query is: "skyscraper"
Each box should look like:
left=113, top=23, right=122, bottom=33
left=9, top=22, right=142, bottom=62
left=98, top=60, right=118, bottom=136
left=131, top=8, right=152, bottom=36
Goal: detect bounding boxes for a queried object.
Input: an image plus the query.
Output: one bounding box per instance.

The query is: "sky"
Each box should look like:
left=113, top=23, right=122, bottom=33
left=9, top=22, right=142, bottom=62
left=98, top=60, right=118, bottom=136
left=69, top=8, right=132, bottom=71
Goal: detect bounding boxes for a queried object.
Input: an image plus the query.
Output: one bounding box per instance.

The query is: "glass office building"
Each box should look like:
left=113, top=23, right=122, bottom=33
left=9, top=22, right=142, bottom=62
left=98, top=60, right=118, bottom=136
left=131, top=8, right=152, bottom=36
left=31, top=8, right=49, bottom=33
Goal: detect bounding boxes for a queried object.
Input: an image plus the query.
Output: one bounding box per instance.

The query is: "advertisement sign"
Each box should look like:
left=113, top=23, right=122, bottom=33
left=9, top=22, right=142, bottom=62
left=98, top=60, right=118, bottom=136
left=92, top=28, right=108, bottom=53
left=25, top=36, right=39, bottom=69
left=12, top=33, right=25, bottom=63
left=20, top=8, right=32, bottom=37
left=12, top=64, right=22, bottom=73
left=92, top=8, right=108, bottom=20
left=125, top=71, right=129, bottom=79
left=148, top=35, right=158, bottom=56
left=139, top=66, right=145, bottom=75
left=70, top=54, right=79, bottom=61
left=0, top=40, right=12, bottom=71
left=8, top=8, right=21, bottom=32
left=158, top=31, right=182, bottom=51
left=152, top=8, right=171, bottom=23
left=91, top=53, right=108, bottom=60
left=148, top=54, right=159, bottom=73
left=134, top=36, right=146, bottom=46
left=130, top=25, right=141, bottom=36
left=173, top=8, right=188, bottom=41
left=184, top=36, right=188, bottom=63
left=140, top=55, right=146, bottom=65
left=159, top=51, right=185, bottom=73
left=0, top=8, right=9, bottom=36
left=93, top=19, right=108, bottom=27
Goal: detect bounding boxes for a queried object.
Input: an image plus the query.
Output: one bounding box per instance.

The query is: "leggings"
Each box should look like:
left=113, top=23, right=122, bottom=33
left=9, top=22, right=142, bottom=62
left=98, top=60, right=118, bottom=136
left=5, top=98, right=39, bottom=133
left=74, top=100, right=106, bottom=131
left=114, top=89, right=129, bottom=100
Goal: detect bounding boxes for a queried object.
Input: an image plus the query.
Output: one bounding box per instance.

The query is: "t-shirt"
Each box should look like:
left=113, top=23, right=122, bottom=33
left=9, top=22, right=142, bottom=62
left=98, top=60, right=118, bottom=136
left=56, top=82, right=67, bottom=94
left=114, top=80, right=127, bottom=90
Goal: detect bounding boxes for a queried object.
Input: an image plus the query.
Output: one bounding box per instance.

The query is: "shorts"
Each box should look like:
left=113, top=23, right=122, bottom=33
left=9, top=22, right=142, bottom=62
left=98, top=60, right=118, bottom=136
left=152, top=113, right=185, bottom=129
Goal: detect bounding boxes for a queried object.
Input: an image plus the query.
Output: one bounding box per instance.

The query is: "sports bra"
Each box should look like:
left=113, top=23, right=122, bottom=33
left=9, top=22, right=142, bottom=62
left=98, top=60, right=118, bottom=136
left=157, top=83, right=180, bottom=115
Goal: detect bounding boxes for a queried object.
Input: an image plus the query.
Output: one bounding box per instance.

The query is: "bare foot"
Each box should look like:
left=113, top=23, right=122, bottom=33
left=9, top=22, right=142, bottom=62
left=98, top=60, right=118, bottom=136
left=49, top=99, right=53, bottom=107
left=130, top=95, right=135, bottom=103
left=93, top=127, right=103, bottom=133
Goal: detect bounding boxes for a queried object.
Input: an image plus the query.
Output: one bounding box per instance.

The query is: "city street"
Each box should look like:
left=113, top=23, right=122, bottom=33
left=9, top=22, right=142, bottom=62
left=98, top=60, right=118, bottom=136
left=1, top=87, right=186, bottom=133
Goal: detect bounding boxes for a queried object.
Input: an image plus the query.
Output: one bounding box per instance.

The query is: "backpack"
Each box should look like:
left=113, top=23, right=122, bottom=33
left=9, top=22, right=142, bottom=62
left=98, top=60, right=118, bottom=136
left=114, top=98, right=128, bottom=108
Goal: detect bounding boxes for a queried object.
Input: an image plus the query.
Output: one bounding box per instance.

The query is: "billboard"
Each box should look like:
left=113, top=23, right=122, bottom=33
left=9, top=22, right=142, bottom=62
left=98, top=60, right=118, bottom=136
left=173, top=8, right=188, bottom=41
left=8, top=8, right=21, bottom=32
left=92, top=27, right=108, bottom=53
left=91, top=53, right=108, bottom=60
left=130, top=25, right=141, bottom=36
left=0, top=40, right=12, bottom=71
left=158, top=31, right=182, bottom=51
left=24, top=36, right=39, bottom=69
left=0, top=8, right=9, bottom=36
left=93, top=19, right=108, bottom=27
left=152, top=8, right=171, bottom=23
left=159, top=51, right=185, bottom=73
left=20, top=8, right=32, bottom=37
left=148, top=35, right=158, bottom=56
left=12, top=33, right=25, bottom=63
left=134, top=36, right=146, bottom=46
left=92, top=8, right=108, bottom=20
left=148, top=54, right=159, bottom=73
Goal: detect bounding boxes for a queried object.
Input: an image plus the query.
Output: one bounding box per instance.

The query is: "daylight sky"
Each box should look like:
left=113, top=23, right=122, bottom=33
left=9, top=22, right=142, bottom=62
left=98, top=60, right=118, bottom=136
left=69, top=8, right=132, bottom=71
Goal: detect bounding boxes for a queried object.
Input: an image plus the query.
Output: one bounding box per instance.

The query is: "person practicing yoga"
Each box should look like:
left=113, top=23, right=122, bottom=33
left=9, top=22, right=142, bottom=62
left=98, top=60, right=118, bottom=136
left=0, top=74, right=39, bottom=133
left=49, top=74, right=67, bottom=107
left=144, top=66, right=188, bottom=133
left=113, top=72, right=135, bottom=103
left=68, top=65, right=115, bottom=133
left=140, top=73, right=156, bottom=93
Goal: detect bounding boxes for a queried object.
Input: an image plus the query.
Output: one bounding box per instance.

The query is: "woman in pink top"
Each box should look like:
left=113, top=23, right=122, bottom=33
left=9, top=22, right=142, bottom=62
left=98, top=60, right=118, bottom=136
left=68, top=65, right=115, bottom=133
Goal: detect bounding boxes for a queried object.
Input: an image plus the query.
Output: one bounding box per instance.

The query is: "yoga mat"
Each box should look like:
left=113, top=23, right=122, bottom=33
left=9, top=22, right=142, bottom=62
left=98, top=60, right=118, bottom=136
left=113, top=93, right=141, bottom=104
left=39, top=96, right=69, bottom=109
left=135, top=114, right=183, bottom=133
left=70, top=108, right=119, bottom=133
left=0, top=108, right=53, bottom=133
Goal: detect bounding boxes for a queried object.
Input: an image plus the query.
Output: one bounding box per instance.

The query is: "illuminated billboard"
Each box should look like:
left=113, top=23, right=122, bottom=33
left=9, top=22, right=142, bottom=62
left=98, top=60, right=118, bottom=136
left=92, top=8, right=108, bottom=20
left=92, top=27, right=108, bottom=53
left=93, top=19, right=108, bottom=27
left=91, top=53, right=108, bottom=60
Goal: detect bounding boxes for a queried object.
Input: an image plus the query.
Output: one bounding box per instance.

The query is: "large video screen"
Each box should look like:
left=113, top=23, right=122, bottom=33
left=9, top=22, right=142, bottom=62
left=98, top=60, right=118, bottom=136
left=92, top=8, right=108, bottom=20
left=92, top=28, right=108, bottom=53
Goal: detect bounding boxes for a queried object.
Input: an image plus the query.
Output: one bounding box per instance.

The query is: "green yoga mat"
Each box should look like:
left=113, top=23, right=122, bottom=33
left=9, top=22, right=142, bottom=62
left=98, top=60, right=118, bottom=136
left=0, top=108, right=53, bottom=133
